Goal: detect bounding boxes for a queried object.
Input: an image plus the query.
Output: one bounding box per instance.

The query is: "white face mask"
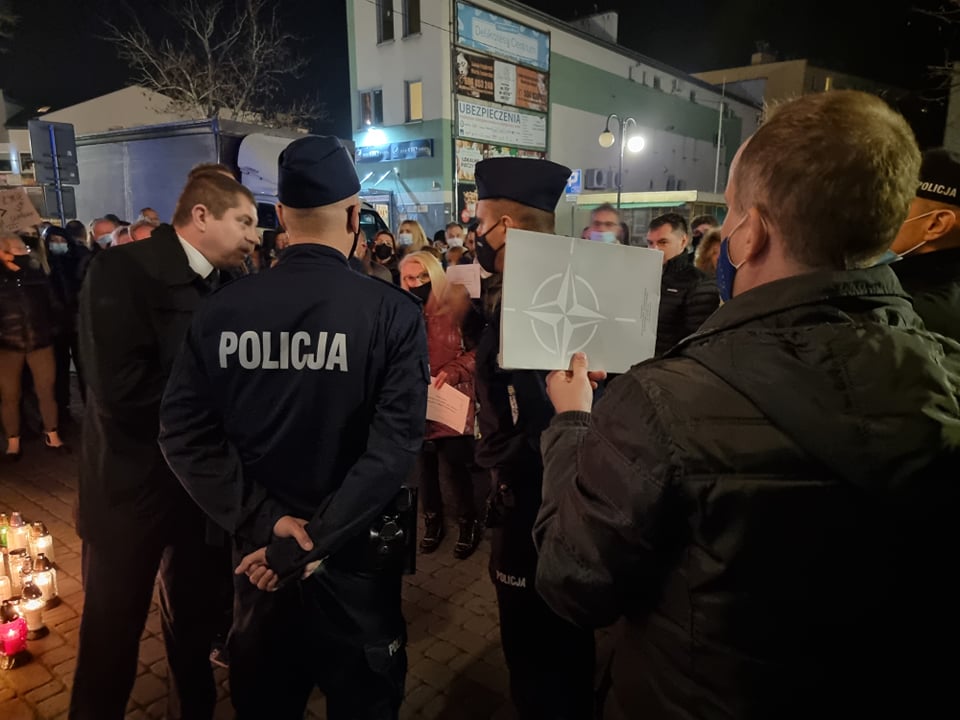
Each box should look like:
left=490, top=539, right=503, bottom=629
left=896, top=209, right=954, bottom=257
left=589, top=231, right=618, bottom=244
left=446, top=236, right=464, bottom=248
left=398, top=233, right=414, bottom=247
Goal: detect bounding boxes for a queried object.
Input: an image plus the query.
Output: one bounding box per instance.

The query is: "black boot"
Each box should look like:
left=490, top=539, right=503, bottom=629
left=419, top=513, right=444, bottom=553
left=454, top=518, right=481, bottom=560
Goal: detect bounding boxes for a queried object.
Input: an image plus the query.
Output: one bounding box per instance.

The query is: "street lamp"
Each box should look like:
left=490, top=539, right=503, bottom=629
left=598, top=114, right=645, bottom=209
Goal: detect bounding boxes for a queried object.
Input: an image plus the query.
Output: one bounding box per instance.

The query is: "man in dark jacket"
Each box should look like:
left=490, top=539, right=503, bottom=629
left=534, top=90, right=960, bottom=720
left=72, top=172, right=259, bottom=719
left=472, top=157, right=596, bottom=720
left=45, top=225, right=90, bottom=418
left=646, top=213, right=719, bottom=355
left=158, top=136, right=428, bottom=719
left=890, top=147, right=960, bottom=340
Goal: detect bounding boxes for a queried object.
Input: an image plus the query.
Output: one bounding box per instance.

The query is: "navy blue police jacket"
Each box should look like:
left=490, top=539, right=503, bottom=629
left=158, top=243, right=429, bottom=581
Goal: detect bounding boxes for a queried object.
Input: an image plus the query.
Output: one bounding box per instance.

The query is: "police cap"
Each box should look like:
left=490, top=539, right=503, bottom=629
left=916, top=148, right=960, bottom=207
left=278, top=135, right=361, bottom=209
left=475, top=157, right=571, bottom=213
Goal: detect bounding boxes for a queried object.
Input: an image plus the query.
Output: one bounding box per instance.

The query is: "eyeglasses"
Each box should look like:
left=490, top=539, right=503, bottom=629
left=402, top=271, right=431, bottom=286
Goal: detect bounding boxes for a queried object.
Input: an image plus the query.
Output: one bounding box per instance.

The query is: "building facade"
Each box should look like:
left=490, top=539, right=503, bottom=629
left=347, top=0, right=759, bottom=237
left=694, top=53, right=907, bottom=109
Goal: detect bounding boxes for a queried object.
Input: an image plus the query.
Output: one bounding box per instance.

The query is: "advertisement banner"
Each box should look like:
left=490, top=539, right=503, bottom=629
left=457, top=1, right=550, bottom=71
left=456, top=139, right=546, bottom=182
left=457, top=183, right=479, bottom=225
left=355, top=139, right=434, bottom=164
left=515, top=66, right=548, bottom=112
left=455, top=51, right=495, bottom=101
left=457, top=98, right=547, bottom=150
left=456, top=49, right=548, bottom=113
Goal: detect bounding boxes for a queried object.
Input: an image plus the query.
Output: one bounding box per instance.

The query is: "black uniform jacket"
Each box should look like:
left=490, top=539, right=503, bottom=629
left=474, top=298, right=553, bottom=471
left=159, top=244, right=429, bottom=581
left=892, top=245, right=960, bottom=341
left=77, top=225, right=216, bottom=542
left=534, top=265, right=960, bottom=719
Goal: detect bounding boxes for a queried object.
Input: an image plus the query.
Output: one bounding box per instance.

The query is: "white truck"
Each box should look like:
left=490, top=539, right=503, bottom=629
left=67, top=118, right=387, bottom=239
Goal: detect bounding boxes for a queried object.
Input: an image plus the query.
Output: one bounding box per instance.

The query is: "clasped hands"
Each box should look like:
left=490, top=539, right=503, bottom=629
left=234, top=515, right=319, bottom=592
left=545, top=352, right=606, bottom=414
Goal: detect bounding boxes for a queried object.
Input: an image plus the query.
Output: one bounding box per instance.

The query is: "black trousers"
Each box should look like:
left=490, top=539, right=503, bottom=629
left=488, top=464, right=596, bottom=720
left=418, top=436, right=477, bottom=521
left=229, top=557, right=407, bottom=720
left=70, top=508, right=232, bottom=720
left=54, top=329, right=84, bottom=415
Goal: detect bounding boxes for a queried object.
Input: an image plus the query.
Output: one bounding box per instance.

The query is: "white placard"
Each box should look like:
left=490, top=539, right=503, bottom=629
left=446, top=263, right=482, bottom=298
left=500, top=230, right=663, bottom=373
left=457, top=98, right=547, bottom=150
left=427, top=381, right=472, bottom=432
left=0, top=188, right=43, bottom=233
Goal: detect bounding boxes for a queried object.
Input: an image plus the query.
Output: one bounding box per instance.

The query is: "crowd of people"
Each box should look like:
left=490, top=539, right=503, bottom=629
left=0, top=89, right=957, bottom=720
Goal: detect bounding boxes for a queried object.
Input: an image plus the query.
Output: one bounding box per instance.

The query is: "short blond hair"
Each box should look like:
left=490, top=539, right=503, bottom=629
left=735, top=90, right=920, bottom=269
left=400, top=250, right=447, bottom=295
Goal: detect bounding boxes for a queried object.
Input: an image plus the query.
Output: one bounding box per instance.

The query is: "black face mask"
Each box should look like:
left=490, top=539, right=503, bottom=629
left=409, top=282, right=431, bottom=303
left=475, top=221, right=502, bottom=274
left=374, top=244, right=394, bottom=260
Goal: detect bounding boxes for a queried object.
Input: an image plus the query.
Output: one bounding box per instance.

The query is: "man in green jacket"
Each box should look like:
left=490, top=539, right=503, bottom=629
left=534, top=90, right=960, bottom=719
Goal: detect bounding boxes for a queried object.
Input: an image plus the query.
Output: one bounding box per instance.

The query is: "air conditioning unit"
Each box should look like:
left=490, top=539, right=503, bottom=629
left=585, top=168, right=608, bottom=190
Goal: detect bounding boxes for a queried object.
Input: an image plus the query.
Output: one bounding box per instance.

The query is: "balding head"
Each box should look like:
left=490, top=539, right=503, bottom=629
left=730, top=91, right=920, bottom=270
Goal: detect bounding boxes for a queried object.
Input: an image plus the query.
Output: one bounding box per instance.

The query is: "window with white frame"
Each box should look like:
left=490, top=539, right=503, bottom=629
left=403, top=0, right=421, bottom=36
left=360, top=89, right=384, bottom=127
left=377, top=0, right=394, bottom=43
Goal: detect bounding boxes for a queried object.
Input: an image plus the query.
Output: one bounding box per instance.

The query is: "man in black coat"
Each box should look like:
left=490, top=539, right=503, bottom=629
left=646, top=213, right=719, bottom=355
left=535, top=91, right=960, bottom=719
left=158, top=136, right=428, bottom=719
left=890, top=148, right=960, bottom=340
left=72, top=172, right=259, bottom=720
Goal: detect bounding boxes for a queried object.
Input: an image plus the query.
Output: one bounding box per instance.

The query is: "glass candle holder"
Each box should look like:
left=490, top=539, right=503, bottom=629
left=7, top=514, right=28, bottom=553
left=32, top=554, right=58, bottom=606
left=0, top=599, right=28, bottom=670
left=29, top=523, right=55, bottom=564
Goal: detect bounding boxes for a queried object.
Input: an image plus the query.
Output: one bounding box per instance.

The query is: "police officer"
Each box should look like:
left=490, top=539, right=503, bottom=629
left=158, top=135, right=428, bottom=720
left=889, top=148, right=960, bottom=340
left=472, top=157, right=596, bottom=719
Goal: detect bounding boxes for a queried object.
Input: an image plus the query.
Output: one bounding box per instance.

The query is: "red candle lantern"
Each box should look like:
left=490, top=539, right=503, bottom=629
left=0, top=599, right=28, bottom=670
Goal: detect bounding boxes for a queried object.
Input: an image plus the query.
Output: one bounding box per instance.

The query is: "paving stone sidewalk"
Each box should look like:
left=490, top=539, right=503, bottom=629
left=0, top=434, right=518, bottom=720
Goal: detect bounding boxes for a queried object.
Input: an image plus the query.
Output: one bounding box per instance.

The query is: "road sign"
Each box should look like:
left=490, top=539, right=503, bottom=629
left=566, top=169, right=582, bottom=195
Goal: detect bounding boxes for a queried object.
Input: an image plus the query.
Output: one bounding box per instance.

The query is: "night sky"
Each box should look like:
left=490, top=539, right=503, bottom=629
left=0, top=0, right=953, bottom=145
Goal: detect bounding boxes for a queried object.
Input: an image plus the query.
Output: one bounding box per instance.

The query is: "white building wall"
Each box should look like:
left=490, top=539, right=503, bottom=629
left=549, top=105, right=723, bottom=195
left=352, top=0, right=453, bottom=128
left=463, top=0, right=759, bottom=144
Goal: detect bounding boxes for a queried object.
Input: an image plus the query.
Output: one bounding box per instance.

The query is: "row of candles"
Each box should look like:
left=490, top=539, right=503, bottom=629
left=0, top=512, right=59, bottom=670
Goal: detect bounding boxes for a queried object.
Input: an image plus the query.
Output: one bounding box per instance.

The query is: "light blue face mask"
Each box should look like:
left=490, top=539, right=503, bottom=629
left=398, top=233, right=414, bottom=247
left=48, top=242, right=69, bottom=256
left=95, top=234, right=113, bottom=248
left=871, top=209, right=951, bottom=266
left=589, top=231, right=618, bottom=244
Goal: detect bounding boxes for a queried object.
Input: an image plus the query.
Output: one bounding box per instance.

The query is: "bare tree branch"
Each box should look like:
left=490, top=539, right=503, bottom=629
left=0, top=0, right=18, bottom=46
left=104, top=0, right=322, bottom=127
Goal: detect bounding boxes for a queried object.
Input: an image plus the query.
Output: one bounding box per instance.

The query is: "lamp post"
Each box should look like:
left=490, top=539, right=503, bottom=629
left=598, top=114, right=645, bottom=210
